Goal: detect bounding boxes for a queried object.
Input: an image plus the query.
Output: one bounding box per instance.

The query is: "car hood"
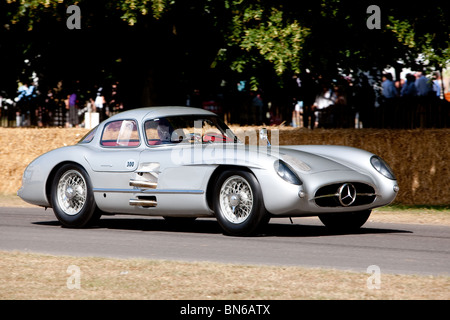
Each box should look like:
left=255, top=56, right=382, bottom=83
left=157, top=143, right=361, bottom=175
left=277, top=146, right=354, bottom=174
left=208, top=144, right=356, bottom=174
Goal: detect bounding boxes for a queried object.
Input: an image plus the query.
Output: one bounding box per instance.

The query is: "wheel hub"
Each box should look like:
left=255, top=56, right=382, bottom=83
left=57, top=169, right=87, bottom=216
left=219, top=175, right=254, bottom=224
left=229, top=193, right=240, bottom=207
left=65, top=186, right=75, bottom=199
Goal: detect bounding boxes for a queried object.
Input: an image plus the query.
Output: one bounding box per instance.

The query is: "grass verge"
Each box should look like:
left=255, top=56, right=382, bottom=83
left=372, top=205, right=450, bottom=226
left=0, top=250, right=448, bottom=300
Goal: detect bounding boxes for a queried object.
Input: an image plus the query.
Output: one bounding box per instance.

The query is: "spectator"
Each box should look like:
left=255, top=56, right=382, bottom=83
left=432, top=71, right=441, bottom=98
left=251, top=92, right=264, bottom=125
left=415, top=72, right=432, bottom=96
left=313, top=84, right=336, bottom=128
left=95, top=87, right=107, bottom=122
left=400, top=73, right=417, bottom=97
left=15, top=81, right=37, bottom=126
left=15, top=82, right=28, bottom=126
left=65, top=92, right=79, bottom=127
left=381, top=73, right=397, bottom=99
left=16, top=83, right=28, bottom=102
left=399, top=73, right=418, bottom=128
left=381, top=73, right=398, bottom=128
left=291, top=98, right=302, bottom=127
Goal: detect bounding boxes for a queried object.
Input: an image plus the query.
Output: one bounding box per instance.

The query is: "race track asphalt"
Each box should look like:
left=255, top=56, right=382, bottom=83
left=1, top=207, right=449, bottom=276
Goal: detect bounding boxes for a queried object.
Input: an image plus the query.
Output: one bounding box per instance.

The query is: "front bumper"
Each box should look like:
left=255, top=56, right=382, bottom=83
left=258, top=169, right=398, bottom=216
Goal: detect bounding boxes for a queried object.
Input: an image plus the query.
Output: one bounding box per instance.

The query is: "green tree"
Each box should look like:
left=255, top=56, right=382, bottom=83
left=2, top=0, right=449, bottom=111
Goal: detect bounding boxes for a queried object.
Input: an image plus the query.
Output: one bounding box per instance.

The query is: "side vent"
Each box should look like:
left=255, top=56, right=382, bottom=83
left=129, top=162, right=160, bottom=207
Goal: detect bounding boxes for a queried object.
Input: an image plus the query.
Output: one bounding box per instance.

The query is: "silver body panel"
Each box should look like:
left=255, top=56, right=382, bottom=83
left=18, top=107, right=398, bottom=218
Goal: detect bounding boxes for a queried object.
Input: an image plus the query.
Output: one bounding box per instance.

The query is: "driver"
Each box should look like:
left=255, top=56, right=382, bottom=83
left=157, top=118, right=172, bottom=144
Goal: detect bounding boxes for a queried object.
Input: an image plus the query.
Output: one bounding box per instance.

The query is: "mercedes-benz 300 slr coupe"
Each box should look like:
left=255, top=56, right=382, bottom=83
left=18, top=107, right=399, bottom=236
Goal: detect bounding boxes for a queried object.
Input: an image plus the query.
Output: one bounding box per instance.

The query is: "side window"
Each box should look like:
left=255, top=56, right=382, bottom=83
left=145, top=118, right=185, bottom=145
left=101, top=120, right=140, bottom=147
left=144, top=116, right=235, bottom=146
left=78, top=126, right=97, bottom=144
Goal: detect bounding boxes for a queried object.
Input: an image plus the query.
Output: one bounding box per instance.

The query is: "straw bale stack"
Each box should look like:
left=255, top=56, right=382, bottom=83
left=0, top=128, right=88, bottom=200
left=1, top=127, right=448, bottom=205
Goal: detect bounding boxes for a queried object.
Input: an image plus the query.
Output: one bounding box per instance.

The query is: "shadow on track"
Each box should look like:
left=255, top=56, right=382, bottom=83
left=33, top=216, right=412, bottom=237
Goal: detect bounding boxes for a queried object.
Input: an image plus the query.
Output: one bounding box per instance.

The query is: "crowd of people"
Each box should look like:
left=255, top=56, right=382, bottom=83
left=1, top=70, right=449, bottom=129
left=291, top=79, right=353, bottom=129
left=290, top=70, right=448, bottom=129
left=375, top=71, right=446, bottom=128
left=2, top=80, right=123, bottom=128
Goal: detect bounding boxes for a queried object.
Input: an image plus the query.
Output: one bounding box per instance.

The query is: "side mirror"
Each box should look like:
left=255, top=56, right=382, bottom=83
left=259, top=128, right=271, bottom=146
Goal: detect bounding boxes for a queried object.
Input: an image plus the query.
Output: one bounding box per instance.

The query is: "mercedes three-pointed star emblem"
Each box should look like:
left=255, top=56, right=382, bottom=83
left=338, top=183, right=357, bottom=206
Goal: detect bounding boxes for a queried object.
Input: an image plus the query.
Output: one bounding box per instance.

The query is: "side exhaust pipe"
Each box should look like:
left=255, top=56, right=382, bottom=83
left=129, top=199, right=157, bottom=207
left=130, top=180, right=157, bottom=189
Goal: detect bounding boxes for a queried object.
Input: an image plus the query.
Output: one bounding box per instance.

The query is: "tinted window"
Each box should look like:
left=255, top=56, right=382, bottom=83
left=100, top=120, right=140, bottom=147
left=144, top=116, right=237, bottom=146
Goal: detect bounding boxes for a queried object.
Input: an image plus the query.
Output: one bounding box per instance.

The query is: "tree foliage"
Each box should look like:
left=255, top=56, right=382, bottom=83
left=387, top=9, right=450, bottom=69
left=2, top=0, right=449, bottom=104
left=227, top=3, right=310, bottom=76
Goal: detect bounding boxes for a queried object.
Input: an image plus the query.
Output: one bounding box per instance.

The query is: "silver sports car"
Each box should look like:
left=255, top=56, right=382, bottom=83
left=18, top=106, right=399, bottom=236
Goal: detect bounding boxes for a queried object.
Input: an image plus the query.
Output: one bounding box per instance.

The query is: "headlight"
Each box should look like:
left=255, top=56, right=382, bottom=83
left=370, top=156, right=396, bottom=180
left=274, top=160, right=302, bottom=185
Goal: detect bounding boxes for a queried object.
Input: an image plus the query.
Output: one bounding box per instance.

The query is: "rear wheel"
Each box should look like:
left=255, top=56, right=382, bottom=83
left=50, top=164, right=99, bottom=227
left=319, top=210, right=371, bottom=231
left=213, top=170, right=269, bottom=236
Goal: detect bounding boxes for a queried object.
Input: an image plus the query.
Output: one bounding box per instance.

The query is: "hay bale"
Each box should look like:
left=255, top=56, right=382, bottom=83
left=0, top=128, right=89, bottom=197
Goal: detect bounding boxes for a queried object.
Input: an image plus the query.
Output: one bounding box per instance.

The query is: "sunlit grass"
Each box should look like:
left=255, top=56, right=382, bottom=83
left=1, top=251, right=448, bottom=300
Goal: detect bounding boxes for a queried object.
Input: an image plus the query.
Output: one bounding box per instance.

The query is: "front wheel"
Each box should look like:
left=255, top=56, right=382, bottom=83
left=319, top=210, right=371, bottom=231
left=213, top=170, right=269, bottom=236
left=50, top=163, right=99, bottom=228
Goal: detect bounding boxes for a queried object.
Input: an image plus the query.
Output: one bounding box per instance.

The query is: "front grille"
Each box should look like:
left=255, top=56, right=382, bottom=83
left=313, top=182, right=376, bottom=207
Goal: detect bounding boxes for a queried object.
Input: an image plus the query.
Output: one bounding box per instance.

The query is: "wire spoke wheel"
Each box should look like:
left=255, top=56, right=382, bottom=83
left=213, top=170, right=268, bottom=236
left=51, top=164, right=98, bottom=228
left=219, top=175, right=254, bottom=224
left=56, top=170, right=87, bottom=216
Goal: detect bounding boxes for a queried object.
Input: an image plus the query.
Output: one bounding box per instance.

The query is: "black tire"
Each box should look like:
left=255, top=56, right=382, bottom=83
left=213, top=170, right=268, bottom=236
left=319, top=210, right=371, bottom=232
left=50, top=163, right=99, bottom=228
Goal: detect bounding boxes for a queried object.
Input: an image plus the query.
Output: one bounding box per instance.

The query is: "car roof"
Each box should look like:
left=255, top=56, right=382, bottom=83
left=107, top=106, right=216, bottom=122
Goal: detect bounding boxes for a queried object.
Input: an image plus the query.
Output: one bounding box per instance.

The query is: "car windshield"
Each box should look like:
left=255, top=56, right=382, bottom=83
left=144, top=115, right=239, bottom=146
